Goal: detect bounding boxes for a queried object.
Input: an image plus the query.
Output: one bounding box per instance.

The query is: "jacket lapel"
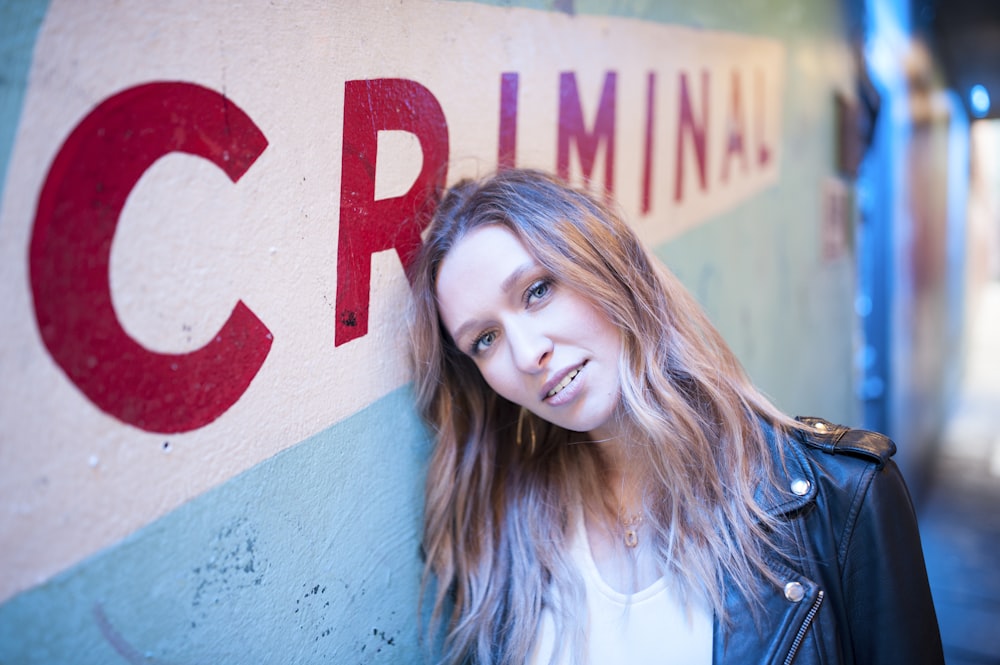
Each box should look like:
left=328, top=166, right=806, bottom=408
left=713, top=426, right=823, bottom=665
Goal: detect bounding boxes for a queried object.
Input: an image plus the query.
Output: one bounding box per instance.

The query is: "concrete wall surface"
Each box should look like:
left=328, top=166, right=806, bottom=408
left=0, top=1, right=863, bottom=661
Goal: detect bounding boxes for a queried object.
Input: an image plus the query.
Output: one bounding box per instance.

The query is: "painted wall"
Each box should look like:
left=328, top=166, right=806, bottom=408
left=0, top=1, right=862, bottom=661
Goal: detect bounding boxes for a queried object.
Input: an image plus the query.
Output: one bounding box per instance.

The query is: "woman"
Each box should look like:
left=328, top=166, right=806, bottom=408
left=408, top=169, right=942, bottom=664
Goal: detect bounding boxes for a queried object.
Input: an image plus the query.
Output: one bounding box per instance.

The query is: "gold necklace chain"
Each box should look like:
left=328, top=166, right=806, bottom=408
left=617, top=475, right=642, bottom=548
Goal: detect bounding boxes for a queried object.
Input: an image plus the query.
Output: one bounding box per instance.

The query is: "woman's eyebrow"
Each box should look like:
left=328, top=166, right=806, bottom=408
left=499, top=262, right=534, bottom=295
left=450, top=319, right=480, bottom=348
left=448, top=262, right=536, bottom=345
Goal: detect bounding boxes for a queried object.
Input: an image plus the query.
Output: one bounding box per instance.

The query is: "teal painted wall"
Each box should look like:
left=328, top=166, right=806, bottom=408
left=0, top=0, right=49, bottom=205
left=0, top=387, right=431, bottom=663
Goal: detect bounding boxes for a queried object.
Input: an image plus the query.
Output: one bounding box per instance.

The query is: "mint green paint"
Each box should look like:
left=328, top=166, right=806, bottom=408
left=464, top=0, right=853, bottom=37
left=0, top=387, right=432, bottom=664
left=654, top=180, right=858, bottom=425
left=0, top=0, right=50, bottom=208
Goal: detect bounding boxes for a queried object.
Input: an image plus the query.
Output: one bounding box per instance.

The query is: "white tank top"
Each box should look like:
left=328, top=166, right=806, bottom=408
left=529, top=514, right=713, bottom=665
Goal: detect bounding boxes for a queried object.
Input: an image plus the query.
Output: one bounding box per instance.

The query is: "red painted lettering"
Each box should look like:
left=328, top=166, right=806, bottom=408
left=557, top=71, right=616, bottom=193
left=641, top=72, right=656, bottom=214
left=499, top=72, right=518, bottom=170
left=337, top=78, right=449, bottom=346
left=755, top=69, right=772, bottom=166
left=674, top=70, right=709, bottom=202
left=29, top=82, right=271, bottom=434
left=720, top=70, right=747, bottom=182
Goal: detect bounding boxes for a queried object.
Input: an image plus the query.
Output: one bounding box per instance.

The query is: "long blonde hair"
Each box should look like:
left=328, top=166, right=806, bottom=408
left=409, top=169, right=802, bottom=664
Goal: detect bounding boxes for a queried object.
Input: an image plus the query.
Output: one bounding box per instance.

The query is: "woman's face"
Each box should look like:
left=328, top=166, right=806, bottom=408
left=435, top=224, right=623, bottom=441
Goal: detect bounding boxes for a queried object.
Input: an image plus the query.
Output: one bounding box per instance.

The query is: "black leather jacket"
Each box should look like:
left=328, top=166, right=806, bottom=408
left=714, top=417, right=944, bottom=664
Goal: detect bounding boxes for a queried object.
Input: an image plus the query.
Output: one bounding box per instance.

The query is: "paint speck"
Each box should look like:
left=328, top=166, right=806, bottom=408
left=88, top=455, right=99, bottom=468
left=162, top=441, right=171, bottom=453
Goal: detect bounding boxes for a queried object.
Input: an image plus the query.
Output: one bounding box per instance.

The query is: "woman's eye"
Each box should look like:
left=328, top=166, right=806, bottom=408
left=471, top=330, right=497, bottom=355
left=526, top=280, right=551, bottom=303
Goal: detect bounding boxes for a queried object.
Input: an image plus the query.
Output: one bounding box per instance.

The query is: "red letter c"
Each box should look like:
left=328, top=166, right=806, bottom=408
left=30, top=82, right=272, bottom=434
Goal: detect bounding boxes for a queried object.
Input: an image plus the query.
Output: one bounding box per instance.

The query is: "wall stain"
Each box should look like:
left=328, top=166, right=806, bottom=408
left=190, top=517, right=266, bottom=627
left=93, top=602, right=179, bottom=665
left=290, top=580, right=403, bottom=659
left=552, top=0, right=575, bottom=15
left=294, top=581, right=335, bottom=643
left=93, top=602, right=147, bottom=664
left=360, top=619, right=400, bottom=658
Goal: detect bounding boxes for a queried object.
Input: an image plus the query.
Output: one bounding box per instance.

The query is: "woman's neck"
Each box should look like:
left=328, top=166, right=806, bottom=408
left=587, top=424, right=644, bottom=511
left=580, top=432, right=663, bottom=593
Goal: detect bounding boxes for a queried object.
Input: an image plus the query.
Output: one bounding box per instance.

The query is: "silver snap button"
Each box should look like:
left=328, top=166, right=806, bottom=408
left=784, top=581, right=805, bottom=603
left=814, top=421, right=827, bottom=431
left=790, top=478, right=811, bottom=496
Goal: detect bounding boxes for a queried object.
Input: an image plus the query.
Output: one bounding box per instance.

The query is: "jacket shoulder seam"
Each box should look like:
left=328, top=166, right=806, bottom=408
left=836, top=460, right=879, bottom=570
left=794, top=417, right=896, bottom=468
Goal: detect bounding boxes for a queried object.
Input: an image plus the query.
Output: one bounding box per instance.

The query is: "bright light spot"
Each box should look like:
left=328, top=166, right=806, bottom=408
left=970, top=84, right=990, bottom=117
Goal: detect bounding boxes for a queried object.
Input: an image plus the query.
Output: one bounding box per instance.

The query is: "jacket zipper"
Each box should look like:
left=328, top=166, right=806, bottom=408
left=783, top=590, right=825, bottom=665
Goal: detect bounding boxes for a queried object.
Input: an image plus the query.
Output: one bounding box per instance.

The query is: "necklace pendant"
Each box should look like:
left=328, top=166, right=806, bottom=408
left=619, top=509, right=642, bottom=548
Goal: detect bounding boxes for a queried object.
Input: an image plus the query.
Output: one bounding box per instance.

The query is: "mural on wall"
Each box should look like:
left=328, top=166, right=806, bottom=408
left=0, top=1, right=785, bottom=611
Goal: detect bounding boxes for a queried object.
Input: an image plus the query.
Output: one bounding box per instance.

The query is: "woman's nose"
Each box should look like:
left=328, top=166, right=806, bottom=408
left=507, top=321, right=552, bottom=373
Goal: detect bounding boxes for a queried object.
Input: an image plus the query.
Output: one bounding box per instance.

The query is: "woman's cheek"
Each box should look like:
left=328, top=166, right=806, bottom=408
left=481, top=364, right=519, bottom=404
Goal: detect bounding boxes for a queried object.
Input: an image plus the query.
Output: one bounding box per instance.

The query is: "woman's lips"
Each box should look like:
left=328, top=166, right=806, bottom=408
left=542, top=362, right=586, bottom=404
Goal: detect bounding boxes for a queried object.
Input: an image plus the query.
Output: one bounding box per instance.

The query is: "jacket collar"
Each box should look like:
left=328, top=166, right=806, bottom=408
left=753, top=420, right=818, bottom=519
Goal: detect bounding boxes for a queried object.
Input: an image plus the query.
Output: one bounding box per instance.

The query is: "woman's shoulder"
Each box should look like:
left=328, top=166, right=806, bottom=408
left=789, top=416, right=896, bottom=469
left=754, top=416, right=900, bottom=520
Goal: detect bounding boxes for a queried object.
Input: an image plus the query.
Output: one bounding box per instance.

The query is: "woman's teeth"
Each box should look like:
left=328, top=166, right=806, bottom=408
left=547, top=367, right=582, bottom=398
